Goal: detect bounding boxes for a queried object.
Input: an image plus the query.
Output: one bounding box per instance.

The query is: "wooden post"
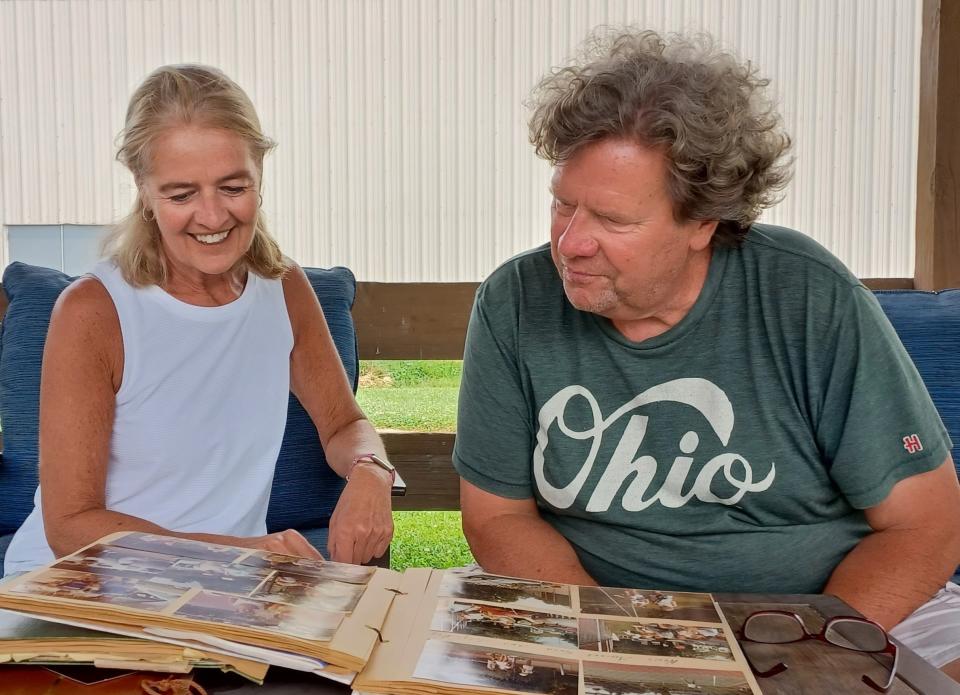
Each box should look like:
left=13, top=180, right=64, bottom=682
left=915, top=0, right=960, bottom=290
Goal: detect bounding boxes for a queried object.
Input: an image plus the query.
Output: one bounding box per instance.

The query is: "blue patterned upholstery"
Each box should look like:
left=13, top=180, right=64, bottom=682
left=874, top=290, right=960, bottom=477
left=874, top=289, right=960, bottom=583
left=0, top=262, right=357, bottom=565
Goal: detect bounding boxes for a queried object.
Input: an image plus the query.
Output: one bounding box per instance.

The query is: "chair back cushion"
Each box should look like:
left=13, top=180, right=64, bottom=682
left=266, top=267, right=356, bottom=532
left=0, top=263, right=74, bottom=534
left=873, top=289, right=960, bottom=475
left=0, top=262, right=357, bottom=538
left=874, top=289, right=960, bottom=582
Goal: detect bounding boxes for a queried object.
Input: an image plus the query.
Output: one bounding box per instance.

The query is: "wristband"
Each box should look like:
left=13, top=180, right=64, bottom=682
left=347, top=453, right=397, bottom=485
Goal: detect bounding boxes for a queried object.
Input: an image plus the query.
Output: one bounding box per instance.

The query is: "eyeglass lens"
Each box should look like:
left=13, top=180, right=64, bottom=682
left=824, top=618, right=888, bottom=652
left=743, top=613, right=806, bottom=643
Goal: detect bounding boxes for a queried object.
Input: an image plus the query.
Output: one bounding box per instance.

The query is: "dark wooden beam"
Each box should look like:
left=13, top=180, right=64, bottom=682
left=915, top=0, right=960, bottom=290
left=381, top=432, right=460, bottom=511
left=352, top=282, right=478, bottom=360
left=860, top=278, right=915, bottom=290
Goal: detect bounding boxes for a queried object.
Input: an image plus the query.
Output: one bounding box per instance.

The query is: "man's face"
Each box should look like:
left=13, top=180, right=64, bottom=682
left=549, top=138, right=716, bottom=334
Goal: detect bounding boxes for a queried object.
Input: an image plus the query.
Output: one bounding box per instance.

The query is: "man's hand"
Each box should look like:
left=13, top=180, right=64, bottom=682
left=327, top=464, right=394, bottom=564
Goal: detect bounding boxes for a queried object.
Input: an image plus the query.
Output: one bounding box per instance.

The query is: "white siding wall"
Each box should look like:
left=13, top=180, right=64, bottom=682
left=0, top=0, right=921, bottom=280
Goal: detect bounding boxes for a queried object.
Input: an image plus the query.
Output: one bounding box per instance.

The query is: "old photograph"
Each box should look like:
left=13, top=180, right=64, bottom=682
left=579, top=619, right=733, bottom=661
left=583, top=662, right=753, bottom=695
left=238, top=552, right=374, bottom=584
left=578, top=587, right=720, bottom=623
left=439, top=571, right=572, bottom=612
left=163, top=558, right=271, bottom=594
left=431, top=599, right=579, bottom=649
left=109, top=533, right=246, bottom=563
left=174, top=590, right=342, bottom=640
left=54, top=544, right=180, bottom=580
left=251, top=572, right=364, bottom=612
left=11, top=568, right=183, bottom=611
left=414, top=639, right=579, bottom=695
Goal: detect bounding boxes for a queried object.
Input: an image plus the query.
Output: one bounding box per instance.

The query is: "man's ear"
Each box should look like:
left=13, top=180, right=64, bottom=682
left=689, top=219, right=718, bottom=251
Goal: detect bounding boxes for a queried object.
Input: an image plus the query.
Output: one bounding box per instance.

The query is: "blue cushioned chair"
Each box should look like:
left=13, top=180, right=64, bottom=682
left=0, top=261, right=358, bottom=567
left=874, top=289, right=960, bottom=584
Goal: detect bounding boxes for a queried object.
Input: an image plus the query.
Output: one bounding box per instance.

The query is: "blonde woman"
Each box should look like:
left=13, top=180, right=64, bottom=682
left=4, top=65, right=393, bottom=575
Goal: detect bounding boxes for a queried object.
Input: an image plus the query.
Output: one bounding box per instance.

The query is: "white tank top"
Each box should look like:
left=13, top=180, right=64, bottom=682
left=4, top=261, right=294, bottom=575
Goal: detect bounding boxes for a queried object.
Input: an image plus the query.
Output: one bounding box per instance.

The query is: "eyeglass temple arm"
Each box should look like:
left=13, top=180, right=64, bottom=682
left=741, top=646, right=789, bottom=679
left=860, top=640, right=898, bottom=693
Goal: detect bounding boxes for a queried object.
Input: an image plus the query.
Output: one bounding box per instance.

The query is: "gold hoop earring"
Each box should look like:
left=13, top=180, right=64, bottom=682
left=142, top=207, right=155, bottom=223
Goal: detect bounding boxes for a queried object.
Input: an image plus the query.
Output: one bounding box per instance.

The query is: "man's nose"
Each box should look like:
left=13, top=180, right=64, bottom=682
left=193, top=193, right=230, bottom=229
left=557, top=210, right=599, bottom=257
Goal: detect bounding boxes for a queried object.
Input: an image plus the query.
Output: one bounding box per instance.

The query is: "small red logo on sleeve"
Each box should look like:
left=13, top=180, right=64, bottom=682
left=902, top=434, right=923, bottom=453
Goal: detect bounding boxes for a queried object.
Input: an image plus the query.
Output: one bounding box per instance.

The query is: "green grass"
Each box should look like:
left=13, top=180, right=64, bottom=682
left=359, top=361, right=472, bottom=570
left=391, top=511, right=475, bottom=570
left=361, top=360, right=462, bottom=388
left=357, top=360, right=461, bottom=431
left=356, top=387, right=458, bottom=430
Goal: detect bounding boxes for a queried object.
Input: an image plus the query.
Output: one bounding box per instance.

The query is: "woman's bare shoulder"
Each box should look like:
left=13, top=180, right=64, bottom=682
left=48, top=276, right=122, bottom=366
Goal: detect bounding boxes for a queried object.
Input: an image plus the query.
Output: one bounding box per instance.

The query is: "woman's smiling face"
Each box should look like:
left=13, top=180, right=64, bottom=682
left=141, top=124, right=260, bottom=284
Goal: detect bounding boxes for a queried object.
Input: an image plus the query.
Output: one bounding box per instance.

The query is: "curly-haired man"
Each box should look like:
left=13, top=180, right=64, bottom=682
left=453, top=29, right=960, bottom=678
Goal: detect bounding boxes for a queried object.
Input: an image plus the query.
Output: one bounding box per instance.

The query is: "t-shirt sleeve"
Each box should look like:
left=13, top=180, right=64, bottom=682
left=816, top=285, right=952, bottom=508
left=452, top=282, right=535, bottom=499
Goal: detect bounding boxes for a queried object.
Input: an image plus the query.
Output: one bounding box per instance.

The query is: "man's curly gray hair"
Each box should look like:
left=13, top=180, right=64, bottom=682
left=529, top=28, right=793, bottom=246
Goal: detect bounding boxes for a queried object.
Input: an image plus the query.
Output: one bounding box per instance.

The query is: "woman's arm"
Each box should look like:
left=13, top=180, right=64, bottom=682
left=39, top=277, right=319, bottom=559
left=281, top=262, right=393, bottom=564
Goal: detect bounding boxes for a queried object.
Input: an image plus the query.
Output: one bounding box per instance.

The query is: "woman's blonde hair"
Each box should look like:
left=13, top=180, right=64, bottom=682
left=105, top=64, right=285, bottom=285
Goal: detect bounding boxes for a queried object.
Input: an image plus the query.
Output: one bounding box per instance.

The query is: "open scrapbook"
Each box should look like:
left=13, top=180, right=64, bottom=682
left=0, top=532, right=761, bottom=694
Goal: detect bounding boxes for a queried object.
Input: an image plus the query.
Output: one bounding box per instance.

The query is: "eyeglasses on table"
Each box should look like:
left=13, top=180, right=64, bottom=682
left=738, top=610, right=899, bottom=692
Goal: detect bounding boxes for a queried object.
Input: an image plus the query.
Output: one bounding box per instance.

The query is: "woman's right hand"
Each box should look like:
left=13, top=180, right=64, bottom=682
left=240, top=529, right=324, bottom=559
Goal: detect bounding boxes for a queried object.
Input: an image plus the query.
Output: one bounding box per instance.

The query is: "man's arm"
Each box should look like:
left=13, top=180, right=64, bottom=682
left=460, top=479, right=597, bottom=585
left=824, top=456, right=960, bottom=629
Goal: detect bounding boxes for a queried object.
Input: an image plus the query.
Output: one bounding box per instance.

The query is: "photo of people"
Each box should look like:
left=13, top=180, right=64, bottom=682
left=54, top=544, right=179, bottom=580
left=583, top=662, right=753, bottom=695
left=439, top=571, right=572, bottom=612
left=238, top=551, right=374, bottom=584
left=162, top=558, right=271, bottom=594
left=174, top=590, right=342, bottom=641
left=578, top=587, right=720, bottom=623
left=431, top=600, right=579, bottom=649
left=251, top=572, right=364, bottom=612
left=413, top=639, right=579, bottom=695
left=10, top=568, right=183, bottom=611
left=109, top=533, right=246, bottom=563
left=579, top=619, right=733, bottom=661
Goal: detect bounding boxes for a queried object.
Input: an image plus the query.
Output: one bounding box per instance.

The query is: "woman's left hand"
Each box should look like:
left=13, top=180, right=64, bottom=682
left=327, top=464, right=394, bottom=564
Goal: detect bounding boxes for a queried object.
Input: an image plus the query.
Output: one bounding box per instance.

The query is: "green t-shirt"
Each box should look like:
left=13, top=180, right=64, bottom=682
left=453, top=224, right=951, bottom=593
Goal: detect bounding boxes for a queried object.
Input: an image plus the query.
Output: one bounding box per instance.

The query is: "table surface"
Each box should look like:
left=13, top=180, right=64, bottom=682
left=4, top=593, right=957, bottom=695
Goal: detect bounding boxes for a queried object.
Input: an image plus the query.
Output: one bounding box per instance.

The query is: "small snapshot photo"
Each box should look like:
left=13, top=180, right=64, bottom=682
left=11, top=568, right=183, bottom=611
left=163, top=558, right=270, bottom=594
left=578, top=587, right=720, bottom=623
left=583, top=661, right=753, bottom=694
left=431, top=600, right=579, bottom=649
left=439, top=571, right=572, bottom=612
left=174, top=590, right=342, bottom=640
left=238, top=551, right=374, bottom=585
left=251, top=572, right=364, bottom=612
left=578, top=619, right=733, bottom=661
left=54, top=544, right=179, bottom=580
left=109, top=533, right=246, bottom=563
left=414, top=639, right=579, bottom=695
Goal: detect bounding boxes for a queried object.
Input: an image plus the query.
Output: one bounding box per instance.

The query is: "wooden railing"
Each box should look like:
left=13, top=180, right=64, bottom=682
left=0, top=273, right=942, bottom=516
left=354, top=276, right=917, bottom=512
